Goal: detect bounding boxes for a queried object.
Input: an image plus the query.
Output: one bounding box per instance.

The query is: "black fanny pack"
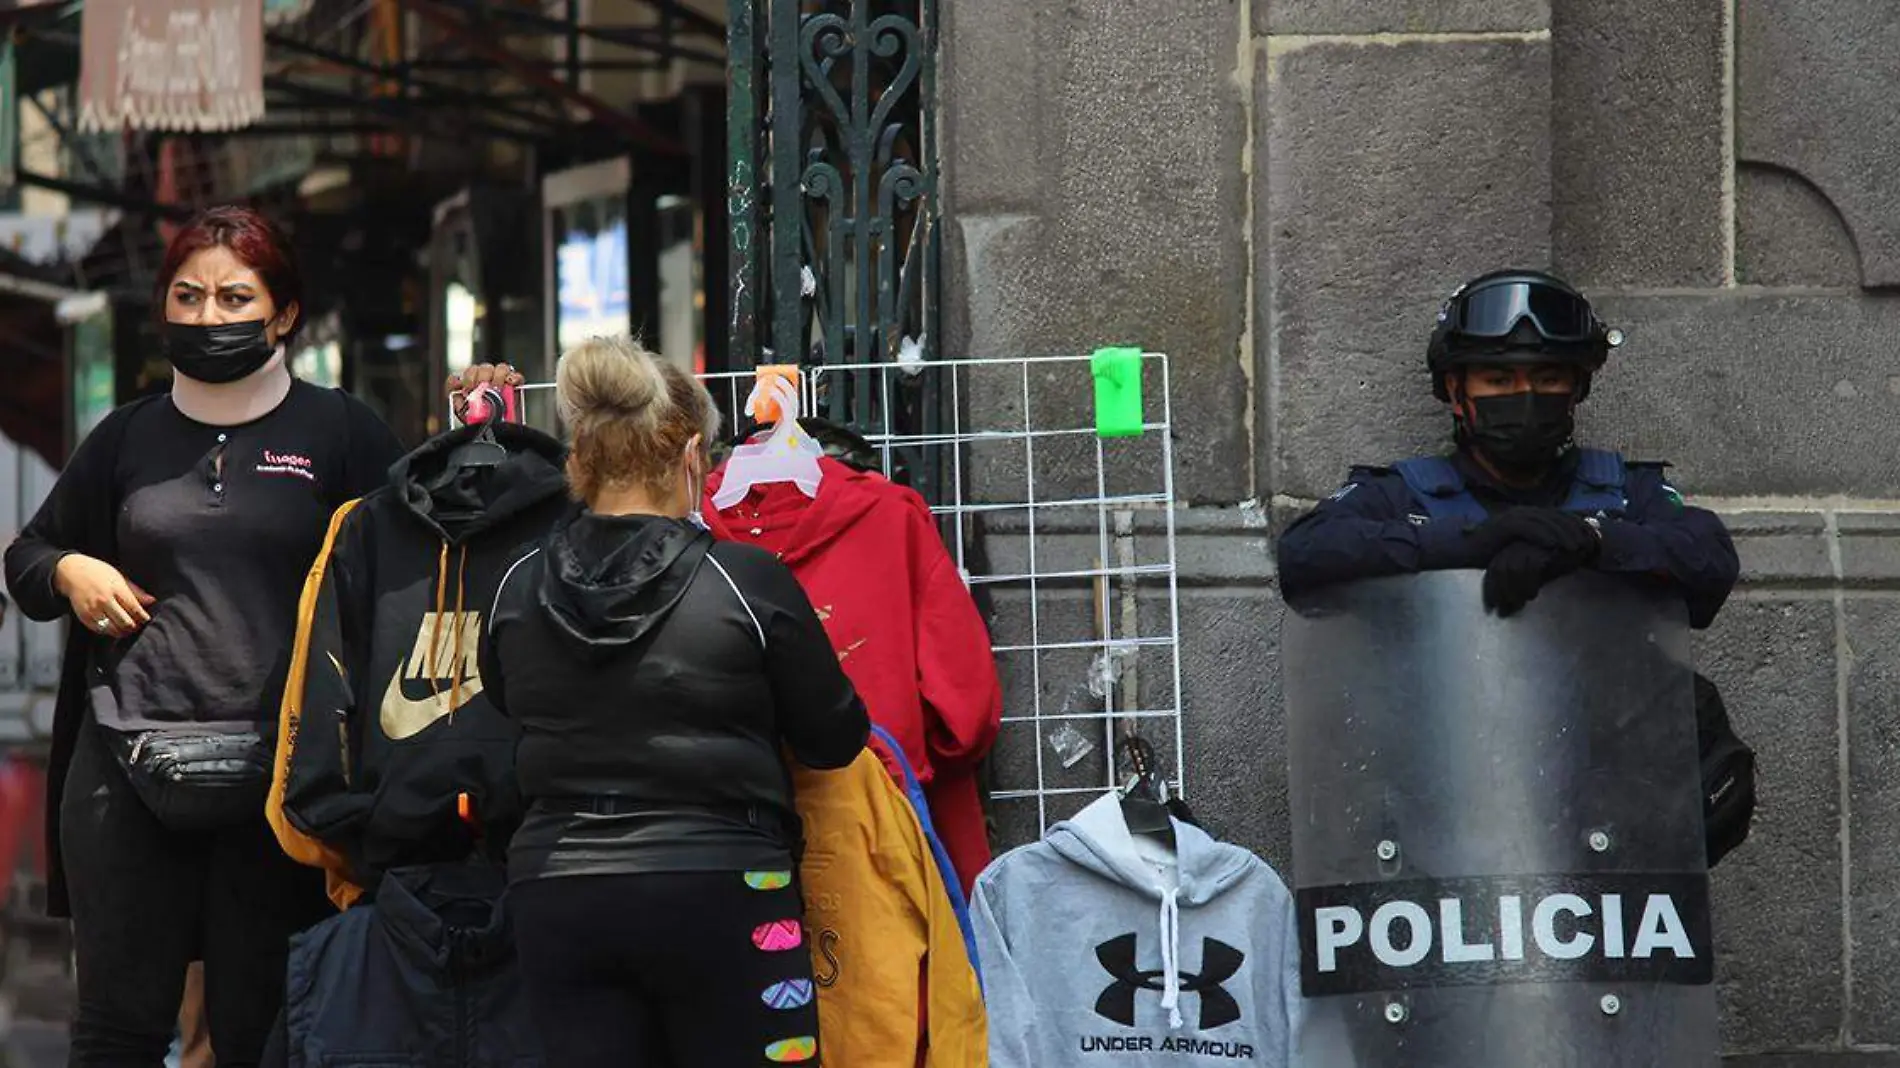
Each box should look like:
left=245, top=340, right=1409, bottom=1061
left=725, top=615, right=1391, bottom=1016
left=107, top=728, right=272, bottom=834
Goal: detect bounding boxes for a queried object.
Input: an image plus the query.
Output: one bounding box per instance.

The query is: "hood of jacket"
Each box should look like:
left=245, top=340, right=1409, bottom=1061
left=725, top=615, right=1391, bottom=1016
left=372, top=422, right=571, bottom=735
left=539, top=509, right=712, bottom=656
left=390, top=422, right=569, bottom=544
left=1048, top=793, right=1256, bottom=908
left=702, top=454, right=889, bottom=566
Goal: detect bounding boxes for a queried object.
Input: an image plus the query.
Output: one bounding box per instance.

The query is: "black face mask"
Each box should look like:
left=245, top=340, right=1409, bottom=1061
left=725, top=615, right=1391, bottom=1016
left=1463, top=391, right=1575, bottom=474
left=163, top=320, right=276, bottom=384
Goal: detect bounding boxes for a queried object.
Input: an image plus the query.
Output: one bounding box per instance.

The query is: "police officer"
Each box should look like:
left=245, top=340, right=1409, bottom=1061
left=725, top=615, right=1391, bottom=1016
left=1277, top=268, right=1739, bottom=627
left=1277, top=269, right=1754, bottom=866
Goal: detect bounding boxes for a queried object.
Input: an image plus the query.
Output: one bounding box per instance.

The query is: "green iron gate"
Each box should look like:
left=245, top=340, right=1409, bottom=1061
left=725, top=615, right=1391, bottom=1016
left=726, top=0, right=941, bottom=493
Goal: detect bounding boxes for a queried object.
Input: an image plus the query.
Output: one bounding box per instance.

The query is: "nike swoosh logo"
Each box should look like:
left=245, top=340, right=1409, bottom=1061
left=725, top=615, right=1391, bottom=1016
left=380, top=612, right=486, bottom=741
left=381, top=673, right=485, bottom=741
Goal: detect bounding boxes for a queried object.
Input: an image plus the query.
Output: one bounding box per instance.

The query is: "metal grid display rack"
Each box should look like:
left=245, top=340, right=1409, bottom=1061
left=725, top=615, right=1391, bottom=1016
left=495, top=352, right=1185, bottom=839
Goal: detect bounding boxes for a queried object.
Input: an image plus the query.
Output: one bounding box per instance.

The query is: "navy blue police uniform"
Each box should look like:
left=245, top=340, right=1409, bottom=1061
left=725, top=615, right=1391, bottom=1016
left=1277, top=445, right=1739, bottom=630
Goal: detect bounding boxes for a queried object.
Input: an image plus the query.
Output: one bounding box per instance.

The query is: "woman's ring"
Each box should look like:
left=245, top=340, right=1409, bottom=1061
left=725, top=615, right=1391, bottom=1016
left=94, top=617, right=110, bottom=632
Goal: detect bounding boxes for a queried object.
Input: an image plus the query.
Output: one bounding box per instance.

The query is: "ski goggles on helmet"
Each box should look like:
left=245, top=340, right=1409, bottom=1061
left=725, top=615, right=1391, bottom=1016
left=1438, top=277, right=1606, bottom=346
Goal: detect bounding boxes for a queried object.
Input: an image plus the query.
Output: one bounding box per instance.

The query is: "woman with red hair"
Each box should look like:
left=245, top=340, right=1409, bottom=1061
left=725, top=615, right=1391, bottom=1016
left=3, top=205, right=404, bottom=1066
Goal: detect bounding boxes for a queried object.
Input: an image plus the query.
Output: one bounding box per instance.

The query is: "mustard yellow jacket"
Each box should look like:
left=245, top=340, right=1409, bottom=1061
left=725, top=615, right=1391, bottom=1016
left=795, top=749, right=987, bottom=1067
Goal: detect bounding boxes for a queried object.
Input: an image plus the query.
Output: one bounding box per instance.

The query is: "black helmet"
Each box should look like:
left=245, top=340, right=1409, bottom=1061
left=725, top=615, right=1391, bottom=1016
left=1427, top=269, right=1623, bottom=401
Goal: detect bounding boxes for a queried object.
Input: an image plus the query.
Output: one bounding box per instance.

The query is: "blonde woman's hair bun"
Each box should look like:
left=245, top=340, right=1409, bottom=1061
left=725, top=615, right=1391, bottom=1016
left=555, top=334, right=722, bottom=505
left=556, top=335, right=669, bottom=435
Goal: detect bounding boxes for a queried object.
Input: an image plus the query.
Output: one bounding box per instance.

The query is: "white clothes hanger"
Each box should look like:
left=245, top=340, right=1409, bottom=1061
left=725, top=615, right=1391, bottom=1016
left=712, top=368, right=825, bottom=510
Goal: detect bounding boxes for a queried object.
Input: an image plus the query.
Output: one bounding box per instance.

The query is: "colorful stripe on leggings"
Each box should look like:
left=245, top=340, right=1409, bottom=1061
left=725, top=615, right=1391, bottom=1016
left=765, top=1036, right=818, bottom=1063
left=761, top=979, right=814, bottom=1010
left=751, top=919, right=804, bottom=952
left=744, top=869, right=793, bottom=891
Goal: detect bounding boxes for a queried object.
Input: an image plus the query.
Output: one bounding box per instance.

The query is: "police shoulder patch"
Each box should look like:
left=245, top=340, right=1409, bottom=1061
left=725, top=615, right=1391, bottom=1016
left=1627, top=460, right=1685, bottom=509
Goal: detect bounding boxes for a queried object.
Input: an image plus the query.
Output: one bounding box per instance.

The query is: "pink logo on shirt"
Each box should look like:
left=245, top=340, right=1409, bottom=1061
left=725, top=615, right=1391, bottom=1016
left=256, top=449, right=316, bottom=482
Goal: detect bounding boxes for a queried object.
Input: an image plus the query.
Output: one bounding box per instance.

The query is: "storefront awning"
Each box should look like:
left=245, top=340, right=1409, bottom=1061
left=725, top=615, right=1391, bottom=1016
left=77, top=0, right=265, bottom=133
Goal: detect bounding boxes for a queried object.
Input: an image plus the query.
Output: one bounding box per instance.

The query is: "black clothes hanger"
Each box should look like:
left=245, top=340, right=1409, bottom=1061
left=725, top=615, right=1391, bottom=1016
left=1166, top=793, right=1201, bottom=830
left=1118, top=735, right=1177, bottom=846
left=420, top=422, right=509, bottom=506
left=446, top=421, right=507, bottom=472
left=800, top=416, right=882, bottom=473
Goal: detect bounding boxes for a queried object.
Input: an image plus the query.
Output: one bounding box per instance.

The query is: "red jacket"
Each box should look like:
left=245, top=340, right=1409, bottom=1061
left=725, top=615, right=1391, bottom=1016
left=704, top=457, right=1002, bottom=892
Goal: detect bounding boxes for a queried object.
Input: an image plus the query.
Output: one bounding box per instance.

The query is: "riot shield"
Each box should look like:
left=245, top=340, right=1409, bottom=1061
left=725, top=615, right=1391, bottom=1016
left=1283, top=571, right=1718, bottom=1068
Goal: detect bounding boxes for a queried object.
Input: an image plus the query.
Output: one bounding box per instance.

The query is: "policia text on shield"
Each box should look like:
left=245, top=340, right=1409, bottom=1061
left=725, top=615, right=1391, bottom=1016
left=1276, top=271, right=1757, bottom=1068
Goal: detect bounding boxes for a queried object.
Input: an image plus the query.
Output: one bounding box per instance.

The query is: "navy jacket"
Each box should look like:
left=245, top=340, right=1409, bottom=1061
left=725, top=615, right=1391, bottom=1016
left=280, top=863, right=543, bottom=1067
left=1277, top=448, right=1739, bottom=629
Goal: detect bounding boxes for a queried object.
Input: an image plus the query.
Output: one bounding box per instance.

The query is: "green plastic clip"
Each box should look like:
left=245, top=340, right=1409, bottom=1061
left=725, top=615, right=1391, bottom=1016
left=1090, top=346, right=1145, bottom=438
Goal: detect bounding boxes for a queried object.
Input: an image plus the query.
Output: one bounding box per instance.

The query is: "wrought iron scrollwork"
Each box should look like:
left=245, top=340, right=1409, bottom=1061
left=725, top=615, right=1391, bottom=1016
left=728, top=0, right=940, bottom=493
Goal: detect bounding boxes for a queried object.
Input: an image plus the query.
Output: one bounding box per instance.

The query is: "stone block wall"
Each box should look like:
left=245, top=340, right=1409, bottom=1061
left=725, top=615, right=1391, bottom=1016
left=943, top=0, right=1900, bottom=1061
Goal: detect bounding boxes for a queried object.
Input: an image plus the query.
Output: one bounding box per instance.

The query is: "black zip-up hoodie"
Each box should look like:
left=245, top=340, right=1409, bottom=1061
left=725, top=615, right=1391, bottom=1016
left=480, top=508, right=868, bottom=881
left=269, top=423, right=572, bottom=908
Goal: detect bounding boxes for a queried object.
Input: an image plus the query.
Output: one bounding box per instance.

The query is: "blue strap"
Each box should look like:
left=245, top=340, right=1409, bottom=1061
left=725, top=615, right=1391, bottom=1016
left=1392, top=457, right=1490, bottom=525
left=867, top=724, right=983, bottom=985
left=1395, top=450, right=1628, bottom=522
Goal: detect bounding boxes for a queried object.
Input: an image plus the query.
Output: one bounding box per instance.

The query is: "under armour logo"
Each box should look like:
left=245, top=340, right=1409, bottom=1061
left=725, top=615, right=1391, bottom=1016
left=1093, top=933, right=1245, bottom=1030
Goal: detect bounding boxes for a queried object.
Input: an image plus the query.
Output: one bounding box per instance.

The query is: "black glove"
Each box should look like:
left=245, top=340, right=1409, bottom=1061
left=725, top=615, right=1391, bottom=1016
left=1481, top=542, right=1553, bottom=617
left=1482, top=529, right=1601, bottom=616
left=1466, top=507, right=1601, bottom=565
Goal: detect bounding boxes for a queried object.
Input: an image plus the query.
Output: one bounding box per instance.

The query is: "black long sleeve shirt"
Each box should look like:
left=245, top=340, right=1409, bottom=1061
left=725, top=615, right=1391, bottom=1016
left=6, top=381, right=404, bottom=729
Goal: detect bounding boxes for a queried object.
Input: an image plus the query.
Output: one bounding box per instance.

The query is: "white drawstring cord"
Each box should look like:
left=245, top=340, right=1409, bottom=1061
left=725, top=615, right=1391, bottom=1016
left=1158, top=887, right=1183, bottom=1029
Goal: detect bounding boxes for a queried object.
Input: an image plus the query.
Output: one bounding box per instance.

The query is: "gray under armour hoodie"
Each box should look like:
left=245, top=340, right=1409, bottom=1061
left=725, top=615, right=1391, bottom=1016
left=972, top=794, right=1305, bottom=1066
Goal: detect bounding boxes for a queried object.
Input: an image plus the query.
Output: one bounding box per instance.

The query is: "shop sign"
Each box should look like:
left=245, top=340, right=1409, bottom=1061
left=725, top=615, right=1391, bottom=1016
left=77, top=0, right=264, bottom=133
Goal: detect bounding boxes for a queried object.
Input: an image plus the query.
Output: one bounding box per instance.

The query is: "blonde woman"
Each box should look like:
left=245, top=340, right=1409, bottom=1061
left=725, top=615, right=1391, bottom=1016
left=480, top=338, right=866, bottom=1067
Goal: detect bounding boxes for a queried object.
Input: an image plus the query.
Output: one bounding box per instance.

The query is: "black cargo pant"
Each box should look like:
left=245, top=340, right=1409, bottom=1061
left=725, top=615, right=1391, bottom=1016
left=511, top=871, right=824, bottom=1067
left=62, top=720, right=331, bottom=1067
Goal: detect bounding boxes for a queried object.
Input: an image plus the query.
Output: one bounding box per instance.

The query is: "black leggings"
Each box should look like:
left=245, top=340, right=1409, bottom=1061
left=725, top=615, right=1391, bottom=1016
left=510, top=871, right=823, bottom=1067
left=62, top=721, right=331, bottom=1067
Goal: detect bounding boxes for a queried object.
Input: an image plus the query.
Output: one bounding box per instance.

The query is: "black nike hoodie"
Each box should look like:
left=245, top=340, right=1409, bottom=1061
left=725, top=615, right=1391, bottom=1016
left=480, top=509, right=869, bottom=881
left=269, top=422, right=572, bottom=908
